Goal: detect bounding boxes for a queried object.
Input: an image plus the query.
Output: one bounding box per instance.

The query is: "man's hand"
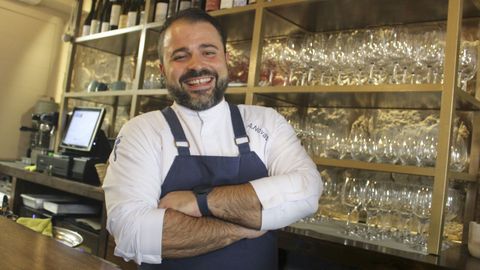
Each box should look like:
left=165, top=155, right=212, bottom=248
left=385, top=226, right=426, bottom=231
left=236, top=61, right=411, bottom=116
left=158, top=191, right=201, bottom=217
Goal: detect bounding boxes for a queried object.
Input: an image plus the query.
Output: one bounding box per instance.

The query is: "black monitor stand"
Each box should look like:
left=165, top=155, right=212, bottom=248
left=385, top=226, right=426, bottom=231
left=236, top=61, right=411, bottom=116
left=62, top=130, right=112, bottom=162
left=60, top=130, right=112, bottom=185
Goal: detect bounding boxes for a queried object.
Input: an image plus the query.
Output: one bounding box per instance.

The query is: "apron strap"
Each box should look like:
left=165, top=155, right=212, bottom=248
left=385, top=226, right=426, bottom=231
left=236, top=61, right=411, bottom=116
left=228, top=103, right=251, bottom=154
left=161, top=107, right=191, bottom=156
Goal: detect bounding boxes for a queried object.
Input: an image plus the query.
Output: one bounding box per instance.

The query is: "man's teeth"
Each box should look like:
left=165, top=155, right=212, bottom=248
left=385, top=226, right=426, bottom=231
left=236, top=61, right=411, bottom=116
left=186, top=77, right=211, bottom=85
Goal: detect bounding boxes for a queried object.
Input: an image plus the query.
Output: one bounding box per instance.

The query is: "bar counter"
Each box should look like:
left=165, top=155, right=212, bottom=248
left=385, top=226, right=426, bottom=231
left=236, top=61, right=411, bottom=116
left=0, top=217, right=119, bottom=270
left=2, top=160, right=480, bottom=269
left=279, top=225, right=480, bottom=270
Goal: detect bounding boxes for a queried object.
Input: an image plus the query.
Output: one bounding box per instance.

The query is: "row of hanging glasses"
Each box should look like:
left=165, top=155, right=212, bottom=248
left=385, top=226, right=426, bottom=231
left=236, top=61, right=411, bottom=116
left=260, top=24, right=478, bottom=94
left=284, top=111, right=470, bottom=172
left=306, top=173, right=464, bottom=252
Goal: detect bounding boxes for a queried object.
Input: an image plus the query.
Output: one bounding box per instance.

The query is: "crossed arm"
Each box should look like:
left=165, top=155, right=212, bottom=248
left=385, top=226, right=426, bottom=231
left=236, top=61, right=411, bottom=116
left=159, top=183, right=265, bottom=258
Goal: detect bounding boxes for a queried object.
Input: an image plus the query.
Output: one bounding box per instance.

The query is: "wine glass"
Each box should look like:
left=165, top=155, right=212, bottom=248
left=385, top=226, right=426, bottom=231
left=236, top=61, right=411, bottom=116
left=318, top=177, right=341, bottom=222
left=394, top=184, right=416, bottom=244
left=341, top=176, right=367, bottom=236
left=364, top=179, right=382, bottom=240
left=350, top=129, right=373, bottom=162
left=450, top=135, right=468, bottom=172
left=376, top=181, right=396, bottom=240
left=373, top=134, right=399, bottom=164
left=416, top=135, right=437, bottom=167
left=398, top=134, right=418, bottom=166
left=412, top=186, right=432, bottom=252
left=457, top=41, right=478, bottom=94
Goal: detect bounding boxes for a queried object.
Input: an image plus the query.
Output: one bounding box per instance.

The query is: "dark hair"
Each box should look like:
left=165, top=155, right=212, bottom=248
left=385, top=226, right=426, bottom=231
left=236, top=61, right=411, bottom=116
left=157, top=8, right=227, bottom=63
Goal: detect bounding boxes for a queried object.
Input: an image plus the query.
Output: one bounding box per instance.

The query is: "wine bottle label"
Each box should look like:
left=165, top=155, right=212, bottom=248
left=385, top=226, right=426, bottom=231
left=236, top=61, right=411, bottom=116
left=110, top=5, right=121, bottom=28
left=118, top=14, right=128, bottom=28
left=233, top=0, right=247, bottom=6
left=127, top=11, right=137, bottom=27
left=220, top=0, right=233, bottom=9
left=82, top=25, right=91, bottom=36
left=154, top=2, right=168, bottom=23
left=90, top=20, right=101, bottom=35
left=178, top=1, right=191, bottom=11
left=101, top=22, right=110, bottom=32
left=140, top=11, right=145, bottom=24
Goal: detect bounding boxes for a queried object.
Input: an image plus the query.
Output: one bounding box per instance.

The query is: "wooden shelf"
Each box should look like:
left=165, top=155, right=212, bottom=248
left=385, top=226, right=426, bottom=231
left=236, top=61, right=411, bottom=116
left=251, top=84, right=480, bottom=110
left=314, top=157, right=479, bottom=182
left=262, top=0, right=480, bottom=33
left=0, top=161, right=104, bottom=201
left=75, top=25, right=143, bottom=56
left=64, top=91, right=133, bottom=106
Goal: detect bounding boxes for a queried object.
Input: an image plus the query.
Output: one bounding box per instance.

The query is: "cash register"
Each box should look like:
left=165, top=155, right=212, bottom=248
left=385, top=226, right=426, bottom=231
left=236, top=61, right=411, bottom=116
left=36, top=107, right=112, bottom=185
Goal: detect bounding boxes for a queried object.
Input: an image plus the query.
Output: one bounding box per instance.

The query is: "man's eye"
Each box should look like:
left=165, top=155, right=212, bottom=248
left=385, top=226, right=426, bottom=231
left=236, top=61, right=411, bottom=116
left=172, top=55, right=186, bottom=61
left=204, top=51, right=216, bottom=57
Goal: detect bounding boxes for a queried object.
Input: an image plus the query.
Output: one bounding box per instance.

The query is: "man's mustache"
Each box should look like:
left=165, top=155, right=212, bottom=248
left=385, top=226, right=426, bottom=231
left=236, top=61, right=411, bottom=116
left=179, top=69, right=218, bottom=84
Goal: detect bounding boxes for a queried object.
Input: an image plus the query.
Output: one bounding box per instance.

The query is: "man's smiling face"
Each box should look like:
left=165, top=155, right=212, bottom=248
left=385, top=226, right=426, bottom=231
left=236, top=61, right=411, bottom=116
left=160, top=20, right=229, bottom=111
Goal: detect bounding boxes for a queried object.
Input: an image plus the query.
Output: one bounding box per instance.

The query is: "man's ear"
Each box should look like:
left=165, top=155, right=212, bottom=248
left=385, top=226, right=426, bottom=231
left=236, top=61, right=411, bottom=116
left=225, top=52, right=229, bottom=64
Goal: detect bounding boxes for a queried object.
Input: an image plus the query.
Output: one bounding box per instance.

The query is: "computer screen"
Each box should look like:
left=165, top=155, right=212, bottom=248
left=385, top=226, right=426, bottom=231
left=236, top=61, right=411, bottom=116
left=60, top=107, right=105, bottom=152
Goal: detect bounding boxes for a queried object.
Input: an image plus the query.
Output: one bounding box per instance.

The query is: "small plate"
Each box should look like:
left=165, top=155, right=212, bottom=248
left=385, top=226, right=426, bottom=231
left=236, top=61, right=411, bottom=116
left=53, top=227, right=83, bottom=248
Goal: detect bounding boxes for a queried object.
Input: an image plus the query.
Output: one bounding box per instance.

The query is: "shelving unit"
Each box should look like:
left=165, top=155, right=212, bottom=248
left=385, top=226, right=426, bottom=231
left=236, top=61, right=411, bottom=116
left=53, top=0, right=480, bottom=258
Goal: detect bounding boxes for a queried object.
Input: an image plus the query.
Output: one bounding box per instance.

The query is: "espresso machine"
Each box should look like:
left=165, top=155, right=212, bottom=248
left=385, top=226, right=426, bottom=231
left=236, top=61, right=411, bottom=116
left=20, top=98, right=59, bottom=164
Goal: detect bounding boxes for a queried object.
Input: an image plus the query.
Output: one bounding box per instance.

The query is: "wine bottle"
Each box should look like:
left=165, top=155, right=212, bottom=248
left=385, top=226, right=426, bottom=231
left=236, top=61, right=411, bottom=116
left=109, top=0, right=122, bottom=30
left=127, top=0, right=138, bottom=27
left=154, top=0, right=169, bottom=23
left=118, top=0, right=130, bottom=28
left=191, top=0, right=205, bottom=10
left=101, top=0, right=112, bottom=32
left=82, top=0, right=97, bottom=36
left=167, top=0, right=179, bottom=18
left=205, top=0, right=220, bottom=11
left=138, top=0, right=146, bottom=24
left=178, top=0, right=191, bottom=12
left=90, top=0, right=104, bottom=35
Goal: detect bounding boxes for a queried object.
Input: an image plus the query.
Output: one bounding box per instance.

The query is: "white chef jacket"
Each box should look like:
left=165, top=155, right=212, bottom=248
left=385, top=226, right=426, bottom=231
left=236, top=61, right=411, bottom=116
left=103, top=99, right=322, bottom=264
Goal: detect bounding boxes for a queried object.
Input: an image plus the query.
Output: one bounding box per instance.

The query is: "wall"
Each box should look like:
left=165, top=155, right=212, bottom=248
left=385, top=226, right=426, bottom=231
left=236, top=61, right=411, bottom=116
left=0, top=0, right=72, bottom=159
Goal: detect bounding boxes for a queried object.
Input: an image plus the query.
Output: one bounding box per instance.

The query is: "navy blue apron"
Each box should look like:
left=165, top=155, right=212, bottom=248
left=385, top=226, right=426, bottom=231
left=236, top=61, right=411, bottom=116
left=140, top=103, right=277, bottom=270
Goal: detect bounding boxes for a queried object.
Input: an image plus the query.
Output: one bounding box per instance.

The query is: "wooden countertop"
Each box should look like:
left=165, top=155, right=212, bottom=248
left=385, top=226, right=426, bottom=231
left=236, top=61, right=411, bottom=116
left=0, top=217, right=119, bottom=269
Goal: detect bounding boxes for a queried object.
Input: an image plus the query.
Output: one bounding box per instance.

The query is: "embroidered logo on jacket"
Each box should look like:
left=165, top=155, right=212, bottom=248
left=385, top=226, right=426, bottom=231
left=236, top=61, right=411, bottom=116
left=113, top=136, right=123, bottom=161
left=247, top=123, right=269, bottom=141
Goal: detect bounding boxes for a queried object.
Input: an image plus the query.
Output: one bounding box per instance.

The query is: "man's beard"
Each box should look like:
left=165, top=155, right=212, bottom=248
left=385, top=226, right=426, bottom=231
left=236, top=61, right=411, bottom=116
left=167, top=68, right=228, bottom=111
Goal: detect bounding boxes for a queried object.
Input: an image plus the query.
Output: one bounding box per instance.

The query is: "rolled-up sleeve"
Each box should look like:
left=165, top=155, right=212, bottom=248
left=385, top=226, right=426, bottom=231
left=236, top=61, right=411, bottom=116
left=103, top=118, right=165, bottom=264
left=250, top=109, right=323, bottom=230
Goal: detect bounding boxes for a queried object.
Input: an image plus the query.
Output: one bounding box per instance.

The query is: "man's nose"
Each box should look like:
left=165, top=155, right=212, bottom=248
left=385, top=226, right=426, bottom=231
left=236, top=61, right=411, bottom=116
left=186, top=53, right=204, bottom=70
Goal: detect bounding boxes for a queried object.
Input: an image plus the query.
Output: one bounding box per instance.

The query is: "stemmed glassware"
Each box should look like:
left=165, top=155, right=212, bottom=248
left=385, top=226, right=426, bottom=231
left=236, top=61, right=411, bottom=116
left=317, top=178, right=341, bottom=221
left=372, top=132, right=399, bottom=164
left=398, top=134, right=419, bottom=166
left=341, top=176, right=367, bottom=236
left=394, top=184, right=415, bottom=244
left=350, top=129, right=374, bottom=162
left=450, top=134, right=468, bottom=172
left=457, top=41, right=478, bottom=93
left=412, top=186, right=432, bottom=252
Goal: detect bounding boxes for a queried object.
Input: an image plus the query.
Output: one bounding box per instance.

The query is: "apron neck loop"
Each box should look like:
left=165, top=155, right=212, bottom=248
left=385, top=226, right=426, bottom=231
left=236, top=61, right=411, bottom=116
left=161, top=106, right=191, bottom=156
left=228, top=103, right=251, bottom=154
left=161, top=103, right=251, bottom=156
